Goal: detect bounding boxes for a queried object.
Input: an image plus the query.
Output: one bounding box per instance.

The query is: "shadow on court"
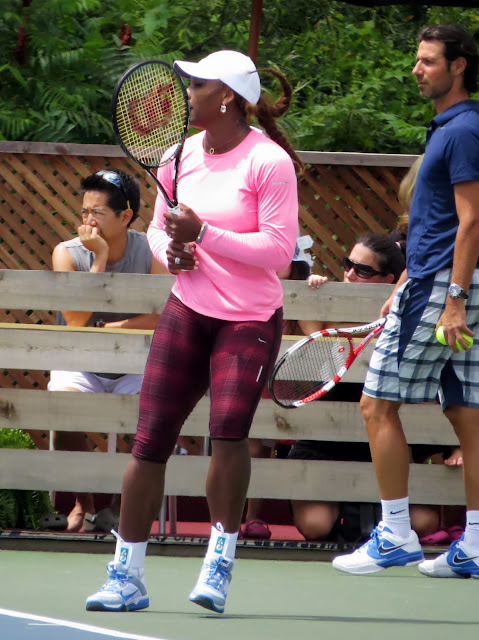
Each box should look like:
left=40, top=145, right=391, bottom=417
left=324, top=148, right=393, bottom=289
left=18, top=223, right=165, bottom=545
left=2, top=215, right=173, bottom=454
left=1, top=551, right=478, bottom=640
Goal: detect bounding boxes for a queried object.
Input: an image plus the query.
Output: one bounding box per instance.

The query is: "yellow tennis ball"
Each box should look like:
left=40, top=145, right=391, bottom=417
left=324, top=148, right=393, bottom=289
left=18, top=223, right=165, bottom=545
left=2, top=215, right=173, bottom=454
left=436, top=326, right=473, bottom=351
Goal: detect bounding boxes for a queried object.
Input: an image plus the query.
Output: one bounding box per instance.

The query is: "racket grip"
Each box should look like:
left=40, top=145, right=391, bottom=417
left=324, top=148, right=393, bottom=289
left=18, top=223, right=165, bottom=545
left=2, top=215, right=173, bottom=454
left=167, top=205, right=190, bottom=254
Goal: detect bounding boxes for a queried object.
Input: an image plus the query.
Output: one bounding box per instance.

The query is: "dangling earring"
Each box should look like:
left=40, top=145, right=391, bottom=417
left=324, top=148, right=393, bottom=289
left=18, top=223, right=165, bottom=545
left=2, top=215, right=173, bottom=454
left=220, top=104, right=227, bottom=114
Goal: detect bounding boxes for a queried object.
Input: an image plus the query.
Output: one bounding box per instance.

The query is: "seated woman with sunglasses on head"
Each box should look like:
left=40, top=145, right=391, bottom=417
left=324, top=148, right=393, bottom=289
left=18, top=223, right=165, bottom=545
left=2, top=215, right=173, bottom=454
left=288, top=233, right=440, bottom=544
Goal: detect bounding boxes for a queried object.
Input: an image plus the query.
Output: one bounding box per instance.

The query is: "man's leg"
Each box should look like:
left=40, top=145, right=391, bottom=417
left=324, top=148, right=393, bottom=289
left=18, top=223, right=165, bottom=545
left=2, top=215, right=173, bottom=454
left=54, top=387, right=95, bottom=532
left=362, top=396, right=409, bottom=500
left=332, top=395, right=423, bottom=574
left=419, top=405, right=479, bottom=578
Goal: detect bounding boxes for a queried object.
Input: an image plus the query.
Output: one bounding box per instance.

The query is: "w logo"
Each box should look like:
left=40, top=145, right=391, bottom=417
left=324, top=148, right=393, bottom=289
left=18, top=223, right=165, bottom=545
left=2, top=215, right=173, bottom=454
left=214, top=536, right=226, bottom=554
left=119, top=547, right=129, bottom=565
left=127, top=82, right=174, bottom=136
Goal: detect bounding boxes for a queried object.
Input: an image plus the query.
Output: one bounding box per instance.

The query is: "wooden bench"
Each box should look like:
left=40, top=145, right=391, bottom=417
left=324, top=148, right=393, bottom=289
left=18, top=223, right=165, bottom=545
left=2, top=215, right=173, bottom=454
left=0, top=269, right=462, bottom=507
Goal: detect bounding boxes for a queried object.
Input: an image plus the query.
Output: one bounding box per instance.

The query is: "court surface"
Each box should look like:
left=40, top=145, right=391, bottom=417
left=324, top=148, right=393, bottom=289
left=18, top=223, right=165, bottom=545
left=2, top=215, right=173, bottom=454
left=1, top=550, right=478, bottom=640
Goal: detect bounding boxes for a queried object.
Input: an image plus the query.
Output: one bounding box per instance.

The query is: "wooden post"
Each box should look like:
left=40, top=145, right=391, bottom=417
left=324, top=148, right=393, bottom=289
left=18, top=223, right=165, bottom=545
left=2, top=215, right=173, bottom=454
left=247, top=0, right=263, bottom=63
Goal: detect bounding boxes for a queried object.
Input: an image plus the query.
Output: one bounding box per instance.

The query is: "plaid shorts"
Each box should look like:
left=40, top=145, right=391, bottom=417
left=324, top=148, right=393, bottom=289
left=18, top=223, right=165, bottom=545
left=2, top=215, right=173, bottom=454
left=133, top=293, right=283, bottom=463
left=363, top=267, right=479, bottom=410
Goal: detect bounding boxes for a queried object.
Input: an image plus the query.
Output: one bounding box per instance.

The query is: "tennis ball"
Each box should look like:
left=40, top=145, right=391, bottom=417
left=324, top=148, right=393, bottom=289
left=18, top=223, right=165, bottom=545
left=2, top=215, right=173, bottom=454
left=436, top=325, right=473, bottom=351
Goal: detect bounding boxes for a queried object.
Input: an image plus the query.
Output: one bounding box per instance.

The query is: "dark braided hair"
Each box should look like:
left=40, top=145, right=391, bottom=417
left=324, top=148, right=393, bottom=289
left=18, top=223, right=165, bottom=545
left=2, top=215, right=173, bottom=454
left=233, top=68, right=304, bottom=174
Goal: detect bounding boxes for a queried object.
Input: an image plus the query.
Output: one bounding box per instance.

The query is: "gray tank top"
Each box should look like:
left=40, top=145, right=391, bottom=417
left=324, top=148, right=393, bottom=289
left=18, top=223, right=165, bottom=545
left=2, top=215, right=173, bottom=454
left=57, top=229, right=153, bottom=378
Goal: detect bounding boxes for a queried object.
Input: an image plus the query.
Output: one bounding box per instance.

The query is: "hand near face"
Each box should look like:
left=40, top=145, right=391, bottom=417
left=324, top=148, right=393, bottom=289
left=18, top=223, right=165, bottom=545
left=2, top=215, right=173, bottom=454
left=78, top=224, right=109, bottom=257
left=307, top=274, right=328, bottom=289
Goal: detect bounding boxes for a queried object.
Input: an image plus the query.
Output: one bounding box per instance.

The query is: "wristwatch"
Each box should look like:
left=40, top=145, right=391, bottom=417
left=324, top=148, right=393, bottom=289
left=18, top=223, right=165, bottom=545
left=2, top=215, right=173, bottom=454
left=448, top=283, right=468, bottom=300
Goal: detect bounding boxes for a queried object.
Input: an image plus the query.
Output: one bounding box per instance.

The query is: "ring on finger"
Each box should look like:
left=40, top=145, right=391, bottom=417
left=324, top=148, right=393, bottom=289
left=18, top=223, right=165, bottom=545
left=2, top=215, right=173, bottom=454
left=174, top=256, right=181, bottom=265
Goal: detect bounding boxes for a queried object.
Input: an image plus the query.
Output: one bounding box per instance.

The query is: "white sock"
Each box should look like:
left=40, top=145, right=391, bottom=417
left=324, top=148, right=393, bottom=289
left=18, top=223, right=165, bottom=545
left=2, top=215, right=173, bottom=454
left=381, top=497, right=411, bottom=539
left=205, top=522, right=238, bottom=563
left=464, top=511, right=479, bottom=550
left=113, top=530, right=148, bottom=578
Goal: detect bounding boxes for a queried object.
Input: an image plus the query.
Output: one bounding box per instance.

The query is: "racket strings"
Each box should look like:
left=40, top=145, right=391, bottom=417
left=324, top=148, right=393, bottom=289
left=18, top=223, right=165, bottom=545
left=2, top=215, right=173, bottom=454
left=115, top=64, right=188, bottom=166
left=272, top=335, right=351, bottom=404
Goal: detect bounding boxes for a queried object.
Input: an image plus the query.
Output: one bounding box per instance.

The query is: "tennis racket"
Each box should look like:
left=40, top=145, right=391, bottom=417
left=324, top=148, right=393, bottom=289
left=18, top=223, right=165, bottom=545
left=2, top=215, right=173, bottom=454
left=111, top=59, right=190, bottom=216
left=268, top=318, right=386, bottom=408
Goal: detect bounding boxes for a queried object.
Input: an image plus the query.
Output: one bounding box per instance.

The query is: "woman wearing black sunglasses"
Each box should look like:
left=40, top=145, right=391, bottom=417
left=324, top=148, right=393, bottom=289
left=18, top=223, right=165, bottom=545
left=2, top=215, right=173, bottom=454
left=307, top=232, right=404, bottom=291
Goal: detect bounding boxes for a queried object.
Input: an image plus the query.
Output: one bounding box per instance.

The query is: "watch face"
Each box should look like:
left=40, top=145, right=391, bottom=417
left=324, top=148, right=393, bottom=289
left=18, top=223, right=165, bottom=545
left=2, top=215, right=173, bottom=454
left=449, top=284, right=467, bottom=299
left=449, top=284, right=461, bottom=297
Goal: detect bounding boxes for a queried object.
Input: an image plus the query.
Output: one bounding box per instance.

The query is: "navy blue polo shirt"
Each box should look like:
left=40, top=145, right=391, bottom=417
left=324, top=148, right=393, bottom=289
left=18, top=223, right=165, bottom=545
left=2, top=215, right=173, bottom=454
left=406, top=99, right=479, bottom=279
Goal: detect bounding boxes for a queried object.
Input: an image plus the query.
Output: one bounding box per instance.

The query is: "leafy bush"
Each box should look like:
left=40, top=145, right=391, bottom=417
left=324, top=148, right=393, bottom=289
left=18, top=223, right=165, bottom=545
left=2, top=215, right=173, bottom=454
left=0, top=429, right=53, bottom=530
left=0, top=1, right=478, bottom=151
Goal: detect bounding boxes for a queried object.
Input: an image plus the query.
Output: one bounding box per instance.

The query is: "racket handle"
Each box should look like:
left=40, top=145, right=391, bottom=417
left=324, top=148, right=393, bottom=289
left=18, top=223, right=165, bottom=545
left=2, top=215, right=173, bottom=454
left=167, top=205, right=190, bottom=254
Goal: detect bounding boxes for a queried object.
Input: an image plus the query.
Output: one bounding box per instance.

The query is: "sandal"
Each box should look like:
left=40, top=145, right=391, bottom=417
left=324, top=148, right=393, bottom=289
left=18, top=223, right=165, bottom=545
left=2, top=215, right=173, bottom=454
left=83, top=508, right=119, bottom=533
left=41, top=513, right=68, bottom=531
left=240, top=519, right=272, bottom=540
left=447, top=525, right=464, bottom=542
left=419, top=529, right=449, bottom=545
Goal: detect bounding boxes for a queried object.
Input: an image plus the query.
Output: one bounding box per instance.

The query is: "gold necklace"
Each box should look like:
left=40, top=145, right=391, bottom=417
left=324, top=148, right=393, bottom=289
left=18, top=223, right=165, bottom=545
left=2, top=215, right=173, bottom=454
left=204, top=129, right=249, bottom=155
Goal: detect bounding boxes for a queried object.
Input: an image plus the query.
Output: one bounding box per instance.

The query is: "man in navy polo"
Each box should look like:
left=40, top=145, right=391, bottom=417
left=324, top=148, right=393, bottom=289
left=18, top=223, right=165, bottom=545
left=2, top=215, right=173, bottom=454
left=332, top=23, right=479, bottom=578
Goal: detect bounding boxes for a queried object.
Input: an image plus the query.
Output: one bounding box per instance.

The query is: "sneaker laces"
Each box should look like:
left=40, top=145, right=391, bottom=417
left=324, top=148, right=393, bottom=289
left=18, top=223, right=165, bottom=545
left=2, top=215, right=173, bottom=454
left=205, top=558, right=230, bottom=590
left=100, top=564, right=130, bottom=593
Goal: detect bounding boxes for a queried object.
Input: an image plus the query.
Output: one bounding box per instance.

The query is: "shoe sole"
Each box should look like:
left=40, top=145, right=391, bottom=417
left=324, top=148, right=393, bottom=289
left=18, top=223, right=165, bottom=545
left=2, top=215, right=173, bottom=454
left=418, top=565, right=479, bottom=579
left=85, top=598, right=149, bottom=612
left=189, top=594, right=224, bottom=614
left=333, top=557, right=423, bottom=575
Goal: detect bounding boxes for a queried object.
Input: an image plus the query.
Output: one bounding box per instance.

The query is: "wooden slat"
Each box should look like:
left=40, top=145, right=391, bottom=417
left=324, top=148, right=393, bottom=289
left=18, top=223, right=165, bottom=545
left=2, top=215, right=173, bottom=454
left=299, top=151, right=419, bottom=167
left=0, top=269, right=393, bottom=322
left=0, top=323, right=379, bottom=379
left=0, top=389, right=458, bottom=446
left=0, top=449, right=464, bottom=504
left=0, top=325, right=153, bottom=374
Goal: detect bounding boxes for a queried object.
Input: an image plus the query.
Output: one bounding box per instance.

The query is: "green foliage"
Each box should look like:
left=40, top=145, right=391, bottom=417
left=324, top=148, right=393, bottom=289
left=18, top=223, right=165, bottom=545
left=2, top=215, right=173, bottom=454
left=0, top=429, right=53, bottom=531
left=0, top=0, right=478, bottom=151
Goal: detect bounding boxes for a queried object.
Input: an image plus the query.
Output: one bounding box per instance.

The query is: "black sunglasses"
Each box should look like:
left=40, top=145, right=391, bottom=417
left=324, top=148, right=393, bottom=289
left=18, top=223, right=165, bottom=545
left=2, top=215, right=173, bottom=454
left=96, top=170, right=130, bottom=210
left=343, top=256, right=382, bottom=279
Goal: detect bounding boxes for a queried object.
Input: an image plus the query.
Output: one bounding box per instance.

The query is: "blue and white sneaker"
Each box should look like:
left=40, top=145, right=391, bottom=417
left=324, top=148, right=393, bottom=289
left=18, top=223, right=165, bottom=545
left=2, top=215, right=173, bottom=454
left=332, top=521, right=424, bottom=575
left=189, top=556, right=234, bottom=613
left=86, top=562, right=149, bottom=612
left=418, top=535, right=479, bottom=579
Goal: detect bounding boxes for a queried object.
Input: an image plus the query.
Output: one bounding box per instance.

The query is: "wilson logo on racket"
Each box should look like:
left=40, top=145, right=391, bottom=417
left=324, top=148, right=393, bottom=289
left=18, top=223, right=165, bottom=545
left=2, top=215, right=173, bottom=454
left=127, top=82, right=174, bottom=135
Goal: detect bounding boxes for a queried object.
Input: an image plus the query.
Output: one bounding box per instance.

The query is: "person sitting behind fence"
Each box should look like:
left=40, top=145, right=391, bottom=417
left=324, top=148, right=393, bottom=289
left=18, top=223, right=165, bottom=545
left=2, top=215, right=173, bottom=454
left=288, top=233, right=440, bottom=543
left=48, top=169, right=168, bottom=533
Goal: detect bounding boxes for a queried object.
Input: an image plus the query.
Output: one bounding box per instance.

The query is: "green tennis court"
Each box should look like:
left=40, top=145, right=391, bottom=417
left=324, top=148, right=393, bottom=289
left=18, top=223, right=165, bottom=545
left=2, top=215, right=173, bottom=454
left=1, top=550, right=478, bottom=640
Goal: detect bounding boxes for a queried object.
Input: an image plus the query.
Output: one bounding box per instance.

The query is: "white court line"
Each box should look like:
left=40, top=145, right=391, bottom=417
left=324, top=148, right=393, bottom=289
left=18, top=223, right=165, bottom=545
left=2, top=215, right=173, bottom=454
left=0, top=608, right=168, bottom=640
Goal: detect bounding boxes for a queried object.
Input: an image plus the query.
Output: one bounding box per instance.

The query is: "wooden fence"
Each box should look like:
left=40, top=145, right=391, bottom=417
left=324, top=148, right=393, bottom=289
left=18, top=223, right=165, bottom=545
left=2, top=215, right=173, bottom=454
left=0, top=270, right=463, bottom=506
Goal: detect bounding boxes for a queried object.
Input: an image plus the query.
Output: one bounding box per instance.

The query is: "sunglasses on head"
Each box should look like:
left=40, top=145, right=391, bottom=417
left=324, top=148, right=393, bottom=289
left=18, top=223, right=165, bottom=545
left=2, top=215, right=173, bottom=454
left=96, top=170, right=130, bottom=210
left=343, top=256, right=382, bottom=279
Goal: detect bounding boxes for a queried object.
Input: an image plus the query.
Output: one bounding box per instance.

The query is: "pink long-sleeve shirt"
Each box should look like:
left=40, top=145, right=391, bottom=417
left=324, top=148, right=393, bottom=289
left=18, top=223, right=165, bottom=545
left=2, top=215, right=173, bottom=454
left=147, top=129, right=298, bottom=321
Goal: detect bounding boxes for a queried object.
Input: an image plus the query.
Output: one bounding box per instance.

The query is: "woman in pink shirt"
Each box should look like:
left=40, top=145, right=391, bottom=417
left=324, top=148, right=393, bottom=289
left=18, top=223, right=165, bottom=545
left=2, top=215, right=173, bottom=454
left=87, top=50, right=302, bottom=615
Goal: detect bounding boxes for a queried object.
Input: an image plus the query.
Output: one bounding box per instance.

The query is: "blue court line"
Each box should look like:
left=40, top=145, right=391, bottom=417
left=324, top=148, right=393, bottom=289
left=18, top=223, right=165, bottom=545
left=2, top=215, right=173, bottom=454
left=0, top=608, right=167, bottom=640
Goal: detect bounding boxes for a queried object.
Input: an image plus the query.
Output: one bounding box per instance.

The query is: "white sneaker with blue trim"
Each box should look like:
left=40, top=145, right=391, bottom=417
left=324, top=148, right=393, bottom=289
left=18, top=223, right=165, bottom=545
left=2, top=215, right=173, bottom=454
left=418, top=535, right=479, bottom=578
left=332, top=521, right=424, bottom=574
left=85, top=562, right=149, bottom=611
left=189, top=556, right=234, bottom=613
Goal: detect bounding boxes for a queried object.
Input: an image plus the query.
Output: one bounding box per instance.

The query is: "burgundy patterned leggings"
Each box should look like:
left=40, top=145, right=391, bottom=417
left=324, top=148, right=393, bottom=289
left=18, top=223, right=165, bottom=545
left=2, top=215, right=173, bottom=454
left=133, top=293, right=283, bottom=463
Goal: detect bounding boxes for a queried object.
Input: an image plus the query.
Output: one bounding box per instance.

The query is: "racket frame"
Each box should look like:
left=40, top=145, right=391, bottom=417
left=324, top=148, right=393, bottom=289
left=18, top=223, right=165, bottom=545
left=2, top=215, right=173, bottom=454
left=111, top=59, right=190, bottom=212
left=269, top=318, right=386, bottom=408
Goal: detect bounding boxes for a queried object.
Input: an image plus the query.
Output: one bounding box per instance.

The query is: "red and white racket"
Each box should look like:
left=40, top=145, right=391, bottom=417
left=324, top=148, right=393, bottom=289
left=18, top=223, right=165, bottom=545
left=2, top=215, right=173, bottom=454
left=268, top=318, right=386, bottom=408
